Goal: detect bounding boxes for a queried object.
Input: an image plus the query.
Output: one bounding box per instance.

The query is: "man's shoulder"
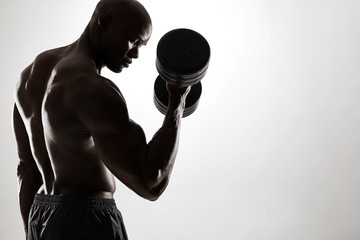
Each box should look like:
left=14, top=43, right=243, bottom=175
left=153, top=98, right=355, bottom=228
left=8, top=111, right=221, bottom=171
left=15, top=47, right=68, bottom=106
left=61, top=73, right=129, bottom=129
left=18, top=48, right=63, bottom=84
left=44, top=68, right=128, bottom=127
left=60, top=71, right=125, bottom=111
left=63, top=71, right=120, bottom=98
left=33, top=47, right=68, bottom=69
left=50, top=55, right=113, bottom=96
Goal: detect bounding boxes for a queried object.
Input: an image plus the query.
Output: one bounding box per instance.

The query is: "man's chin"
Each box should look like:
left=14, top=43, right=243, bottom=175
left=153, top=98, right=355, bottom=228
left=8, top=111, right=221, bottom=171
left=107, top=65, right=123, bottom=73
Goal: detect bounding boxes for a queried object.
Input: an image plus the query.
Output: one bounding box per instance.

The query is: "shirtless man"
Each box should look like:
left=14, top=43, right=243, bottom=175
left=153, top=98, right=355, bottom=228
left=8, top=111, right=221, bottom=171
left=13, top=0, right=190, bottom=239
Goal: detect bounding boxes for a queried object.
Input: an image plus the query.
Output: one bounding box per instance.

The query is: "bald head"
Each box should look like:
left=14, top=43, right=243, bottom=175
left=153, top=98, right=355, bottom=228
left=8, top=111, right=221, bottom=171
left=91, top=0, right=151, bottom=32
left=87, top=0, right=152, bottom=72
left=94, top=0, right=150, bottom=16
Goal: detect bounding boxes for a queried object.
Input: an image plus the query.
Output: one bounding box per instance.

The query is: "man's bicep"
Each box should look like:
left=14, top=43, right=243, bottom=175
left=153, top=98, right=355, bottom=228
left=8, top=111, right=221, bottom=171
left=74, top=85, right=169, bottom=200
left=93, top=119, right=147, bottom=170
left=89, top=109, right=156, bottom=198
left=75, top=89, right=148, bottom=182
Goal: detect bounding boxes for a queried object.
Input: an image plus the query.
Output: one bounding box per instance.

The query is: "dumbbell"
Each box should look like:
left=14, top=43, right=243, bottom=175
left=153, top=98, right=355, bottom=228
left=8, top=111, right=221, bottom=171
left=153, top=28, right=211, bottom=117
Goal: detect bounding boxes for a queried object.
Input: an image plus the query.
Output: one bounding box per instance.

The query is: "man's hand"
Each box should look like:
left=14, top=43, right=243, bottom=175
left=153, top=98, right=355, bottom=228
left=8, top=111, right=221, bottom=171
left=166, top=82, right=191, bottom=95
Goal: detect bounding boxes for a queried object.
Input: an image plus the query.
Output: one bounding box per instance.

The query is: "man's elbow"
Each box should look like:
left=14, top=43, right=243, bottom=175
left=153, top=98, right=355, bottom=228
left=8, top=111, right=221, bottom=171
left=17, top=161, right=42, bottom=185
left=134, top=188, right=160, bottom=201
left=146, top=195, right=160, bottom=202
left=134, top=179, right=167, bottom=201
left=17, top=160, right=28, bottom=179
left=145, top=177, right=169, bottom=201
left=143, top=189, right=163, bottom=202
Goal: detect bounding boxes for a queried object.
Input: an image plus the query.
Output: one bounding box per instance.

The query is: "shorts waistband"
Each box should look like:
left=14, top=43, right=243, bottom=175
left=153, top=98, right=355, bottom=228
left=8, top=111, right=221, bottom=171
left=33, top=194, right=117, bottom=209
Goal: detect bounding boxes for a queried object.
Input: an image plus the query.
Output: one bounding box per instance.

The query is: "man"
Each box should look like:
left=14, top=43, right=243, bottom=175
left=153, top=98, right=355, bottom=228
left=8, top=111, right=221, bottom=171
left=13, top=0, right=190, bottom=239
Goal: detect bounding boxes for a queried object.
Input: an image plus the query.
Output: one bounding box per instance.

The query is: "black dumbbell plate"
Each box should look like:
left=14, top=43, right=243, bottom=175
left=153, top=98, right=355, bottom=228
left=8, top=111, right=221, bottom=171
left=156, top=28, right=210, bottom=87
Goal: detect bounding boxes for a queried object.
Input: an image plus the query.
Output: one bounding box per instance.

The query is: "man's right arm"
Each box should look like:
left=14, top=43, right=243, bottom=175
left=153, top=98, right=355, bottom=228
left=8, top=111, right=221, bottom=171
left=72, top=80, right=190, bottom=200
left=13, top=104, right=43, bottom=238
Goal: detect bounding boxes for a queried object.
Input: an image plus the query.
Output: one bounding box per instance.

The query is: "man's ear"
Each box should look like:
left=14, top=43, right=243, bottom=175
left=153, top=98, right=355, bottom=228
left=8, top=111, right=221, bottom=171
left=98, top=14, right=111, bottom=30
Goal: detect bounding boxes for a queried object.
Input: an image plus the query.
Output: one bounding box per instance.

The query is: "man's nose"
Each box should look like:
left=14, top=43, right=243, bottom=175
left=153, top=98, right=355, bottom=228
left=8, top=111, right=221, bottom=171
left=128, top=47, right=139, bottom=59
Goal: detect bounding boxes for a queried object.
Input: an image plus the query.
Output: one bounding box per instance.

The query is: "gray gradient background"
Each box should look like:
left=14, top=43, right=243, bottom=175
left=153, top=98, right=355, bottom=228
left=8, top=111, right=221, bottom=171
left=1, top=0, right=360, bottom=239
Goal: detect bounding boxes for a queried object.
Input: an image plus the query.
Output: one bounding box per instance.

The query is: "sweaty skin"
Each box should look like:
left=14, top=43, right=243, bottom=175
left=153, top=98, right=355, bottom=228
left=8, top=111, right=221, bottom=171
left=13, top=0, right=190, bottom=236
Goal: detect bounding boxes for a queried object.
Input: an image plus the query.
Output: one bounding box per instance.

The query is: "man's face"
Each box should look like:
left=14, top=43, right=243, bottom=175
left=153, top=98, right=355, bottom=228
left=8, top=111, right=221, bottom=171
left=102, top=15, right=152, bottom=73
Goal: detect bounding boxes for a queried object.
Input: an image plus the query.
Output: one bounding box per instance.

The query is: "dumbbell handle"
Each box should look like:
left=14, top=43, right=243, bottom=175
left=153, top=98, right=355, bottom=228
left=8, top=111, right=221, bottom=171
left=154, top=76, right=202, bottom=118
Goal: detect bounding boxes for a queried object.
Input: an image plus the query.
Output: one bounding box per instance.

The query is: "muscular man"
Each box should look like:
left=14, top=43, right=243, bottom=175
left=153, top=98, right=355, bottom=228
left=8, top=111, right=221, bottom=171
left=13, top=0, right=190, bottom=239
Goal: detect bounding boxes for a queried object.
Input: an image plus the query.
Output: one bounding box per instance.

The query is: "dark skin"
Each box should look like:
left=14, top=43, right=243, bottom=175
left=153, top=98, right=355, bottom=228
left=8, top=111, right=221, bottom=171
left=13, top=0, right=190, bottom=237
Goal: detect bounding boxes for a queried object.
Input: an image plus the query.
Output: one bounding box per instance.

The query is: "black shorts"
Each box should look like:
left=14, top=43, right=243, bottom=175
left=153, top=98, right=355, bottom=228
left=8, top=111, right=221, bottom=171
left=28, top=194, right=128, bottom=240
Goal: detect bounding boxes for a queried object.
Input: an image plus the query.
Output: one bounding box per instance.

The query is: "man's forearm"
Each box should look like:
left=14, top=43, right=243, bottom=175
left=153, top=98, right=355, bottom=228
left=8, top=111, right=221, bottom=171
left=17, top=164, right=43, bottom=235
left=144, top=92, right=187, bottom=191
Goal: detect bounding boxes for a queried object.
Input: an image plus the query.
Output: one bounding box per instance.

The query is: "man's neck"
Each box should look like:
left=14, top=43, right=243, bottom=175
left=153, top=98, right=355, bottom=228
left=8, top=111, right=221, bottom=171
left=75, top=26, right=104, bottom=74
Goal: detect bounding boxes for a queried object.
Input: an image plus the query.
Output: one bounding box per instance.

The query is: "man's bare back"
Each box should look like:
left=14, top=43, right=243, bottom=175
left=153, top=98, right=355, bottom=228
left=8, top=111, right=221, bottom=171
left=15, top=45, right=116, bottom=198
left=13, top=0, right=190, bottom=238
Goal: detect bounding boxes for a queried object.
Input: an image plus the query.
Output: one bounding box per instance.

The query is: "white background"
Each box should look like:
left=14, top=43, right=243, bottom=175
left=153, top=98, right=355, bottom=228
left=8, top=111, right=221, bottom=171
left=1, top=0, right=360, bottom=239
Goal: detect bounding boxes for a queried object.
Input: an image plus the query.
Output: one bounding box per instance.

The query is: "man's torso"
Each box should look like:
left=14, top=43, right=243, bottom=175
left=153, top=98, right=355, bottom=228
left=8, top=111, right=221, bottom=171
left=15, top=46, right=117, bottom=198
